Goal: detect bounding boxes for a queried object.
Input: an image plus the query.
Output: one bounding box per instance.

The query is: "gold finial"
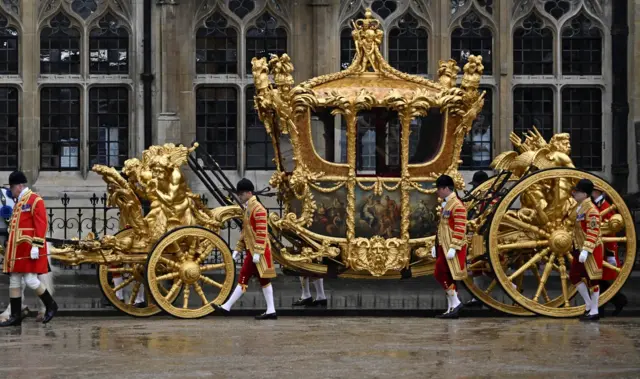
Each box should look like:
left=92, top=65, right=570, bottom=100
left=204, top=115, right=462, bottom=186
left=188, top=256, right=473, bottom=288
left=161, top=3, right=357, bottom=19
left=350, top=8, right=384, bottom=72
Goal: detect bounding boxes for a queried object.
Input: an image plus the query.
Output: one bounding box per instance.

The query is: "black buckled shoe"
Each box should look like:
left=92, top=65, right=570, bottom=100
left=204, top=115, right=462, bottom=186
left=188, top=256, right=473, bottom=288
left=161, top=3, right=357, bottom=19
left=437, top=303, right=463, bottom=319
left=212, top=303, right=230, bottom=316
left=292, top=297, right=313, bottom=306
left=580, top=313, right=600, bottom=322
left=133, top=302, right=147, bottom=309
left=41, top=301, right=58, bottom=324
left=255, top=312, right=277, bottom=320
left=308, top=298, right=327, bottom=307
left=0, top=315, right=22, bottom=327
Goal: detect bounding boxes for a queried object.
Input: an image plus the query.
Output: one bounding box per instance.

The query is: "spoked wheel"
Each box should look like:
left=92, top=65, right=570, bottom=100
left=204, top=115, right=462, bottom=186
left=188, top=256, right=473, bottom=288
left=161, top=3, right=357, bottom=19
left=97, top=229, right=180, bottom=317
left=488, top=168, right=636, bottom=317
left=462, top=176, right=534, bottom=316
left=146, top=226, right=236, bottom=319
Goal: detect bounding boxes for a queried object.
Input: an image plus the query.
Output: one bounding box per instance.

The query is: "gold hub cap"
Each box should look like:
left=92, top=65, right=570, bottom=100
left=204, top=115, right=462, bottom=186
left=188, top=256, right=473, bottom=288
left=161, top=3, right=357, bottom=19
left=180, top=261, right=201, bottom=284
left=549, top=229, right=572, bottom=254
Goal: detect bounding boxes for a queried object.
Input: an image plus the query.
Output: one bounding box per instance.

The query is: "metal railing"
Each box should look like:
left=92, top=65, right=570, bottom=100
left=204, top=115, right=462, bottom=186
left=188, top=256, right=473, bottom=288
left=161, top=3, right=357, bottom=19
left=44, top=192, right=283, bottom=270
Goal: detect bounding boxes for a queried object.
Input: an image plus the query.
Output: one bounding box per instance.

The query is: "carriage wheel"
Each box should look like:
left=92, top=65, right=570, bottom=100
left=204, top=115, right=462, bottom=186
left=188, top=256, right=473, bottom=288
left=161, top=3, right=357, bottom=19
left=488, top=168, right=636, bottom=317
left=461, top=176, right=534, bottom=316
left=97, top=229, right=181, bottom=317
left=146, top=226, right=236, bottom=319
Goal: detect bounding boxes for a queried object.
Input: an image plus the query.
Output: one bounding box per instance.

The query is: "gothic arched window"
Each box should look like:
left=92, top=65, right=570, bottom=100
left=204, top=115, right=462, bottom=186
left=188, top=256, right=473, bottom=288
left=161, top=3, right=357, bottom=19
left=371, top=0, right=397, bottom=19
left=89, top=13, right=129, bottom=74
left=228, top=0, right=255, bottom=19
left=388, top=13, right=428, bottom=75
left=451, top=11, right=493, bottom=75
left=196, top=87, right=238, bottom=169
left=562, top=14, right=602, bottom=76
left=0, top=13, right=18, bottom=74
left=246, top=12, right=287, bottom=73
left=40, top=87, right=81, bottom=170
left=88, top=87, right=129, bottom=168
left=0, top=87, right=18, bottom=169
left=40, top=13, right=81, bottom=74
left=196, top=12, right=238, bottom=74
left=513, top=13, right=553, bottom=75
left=561, top=86, right=602, bottom=170
left=513, top=87, right=554, bottom=141
left=246, top=86, right=275, bottom=169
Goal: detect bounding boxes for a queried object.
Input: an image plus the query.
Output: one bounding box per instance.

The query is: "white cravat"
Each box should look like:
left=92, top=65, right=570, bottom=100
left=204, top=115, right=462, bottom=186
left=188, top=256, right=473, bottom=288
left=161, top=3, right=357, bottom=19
left=18, top=187, right=29, bottom=201
left=594, top=194, right=604, bottom=205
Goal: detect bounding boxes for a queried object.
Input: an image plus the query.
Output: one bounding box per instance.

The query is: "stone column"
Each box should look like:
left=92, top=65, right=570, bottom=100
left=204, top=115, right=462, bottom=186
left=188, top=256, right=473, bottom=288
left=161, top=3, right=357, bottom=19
left=155, top=0, right=181, bottom=145
left=291, top=0, right=314, bottom=82
left=497, top=0, right=512, bottom=155
left=611, top=0, right=630, bottom=193
left=20, top=0, right=39, bottom=183
left=309, top=0, right=339, bottom=77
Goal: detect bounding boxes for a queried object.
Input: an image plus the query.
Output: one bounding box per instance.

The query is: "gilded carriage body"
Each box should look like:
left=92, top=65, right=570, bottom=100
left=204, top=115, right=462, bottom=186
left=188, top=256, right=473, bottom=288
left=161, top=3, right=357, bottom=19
left=252, top=9, right=486, bottom=278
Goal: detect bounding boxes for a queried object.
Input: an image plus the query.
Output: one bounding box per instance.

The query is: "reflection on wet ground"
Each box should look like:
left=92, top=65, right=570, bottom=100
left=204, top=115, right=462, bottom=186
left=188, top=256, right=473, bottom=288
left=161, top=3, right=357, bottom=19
left=0, top=317, right=639, bottom=379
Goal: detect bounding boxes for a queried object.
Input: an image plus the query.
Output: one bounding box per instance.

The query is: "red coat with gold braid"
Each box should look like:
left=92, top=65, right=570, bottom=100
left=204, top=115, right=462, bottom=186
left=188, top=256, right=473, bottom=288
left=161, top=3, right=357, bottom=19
left=573, top=198, right=603, bottom=280
left=235, top=196, right=276, bottom=278
left=595, top=196, right=618, bottom=281
left=437, top=192, right=468, bottom=280
left=3, top=190, right=49, bottom=274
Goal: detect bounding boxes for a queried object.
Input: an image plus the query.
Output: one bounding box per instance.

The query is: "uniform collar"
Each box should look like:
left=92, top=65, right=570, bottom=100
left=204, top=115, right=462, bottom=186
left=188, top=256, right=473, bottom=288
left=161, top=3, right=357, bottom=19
left=18, top=187, right=30, bottom=201
left=577, top=198, right=592, bottom=213
left=441, top=192, right=456, bottom=208
left=246, top=195, right=258, bottom=209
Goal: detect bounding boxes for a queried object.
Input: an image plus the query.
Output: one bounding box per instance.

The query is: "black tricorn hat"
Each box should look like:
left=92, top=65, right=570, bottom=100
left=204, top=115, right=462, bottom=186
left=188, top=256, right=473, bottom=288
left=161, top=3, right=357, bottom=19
left=435, top=174, right=455, bottom=188
left=8, top=171, right=27, bottom=186
left=573, top=178, right=594, bottom=194
left=236, top=178, right=255, bottom=193
left=470, top=171, right=489, bottom=186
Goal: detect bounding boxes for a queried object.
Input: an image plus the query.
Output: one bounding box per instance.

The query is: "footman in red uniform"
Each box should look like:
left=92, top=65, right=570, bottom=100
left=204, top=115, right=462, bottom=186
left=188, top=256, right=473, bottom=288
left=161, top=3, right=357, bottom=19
left=592, top=185, right=627, bottom=316
left=432, top=175, right=467, bottom=319
left=213, top=179, right=277, bottom=320
left=570, top=179, right=603, bottom=322
left=0, top=171, right=58, bottom=326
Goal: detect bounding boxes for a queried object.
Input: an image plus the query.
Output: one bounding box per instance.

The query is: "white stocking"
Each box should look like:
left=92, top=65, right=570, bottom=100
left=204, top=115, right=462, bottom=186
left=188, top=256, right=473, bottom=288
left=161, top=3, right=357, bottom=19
left=262, top=284, right=276, bottom=314
left=312, top=278, right=326, bottom=300
left=589, top=289, right=600, bottom=316
left=299, top=277, right=311, bottom=299
left=576, top=282, right=592, bottom=311
left=222, top=284, right=244, bottom=311
left=113, top=277, right=124, bottom=301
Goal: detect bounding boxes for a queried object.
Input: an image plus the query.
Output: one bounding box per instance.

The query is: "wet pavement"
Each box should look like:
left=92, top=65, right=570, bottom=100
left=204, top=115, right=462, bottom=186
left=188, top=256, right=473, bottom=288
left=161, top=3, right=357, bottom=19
left=0, top=317, right=639, bottom=379
left=2, top=271, right=640, bottom=316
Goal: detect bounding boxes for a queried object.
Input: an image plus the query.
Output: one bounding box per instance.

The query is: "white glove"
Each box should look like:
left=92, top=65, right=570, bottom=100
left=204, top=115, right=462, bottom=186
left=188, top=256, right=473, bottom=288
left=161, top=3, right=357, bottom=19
left=446, top=248, right=456, bottom=260
left=578, top=250, right=589, bottom=263
left=30, top=246, right=39, bottom=260
left=232, top=250, right=240, bottom=262
left=252, top=253, right=260, bottom=264
left=606, top=256, right=617, bottom=266
left=431, top=246, right=436, bottom=258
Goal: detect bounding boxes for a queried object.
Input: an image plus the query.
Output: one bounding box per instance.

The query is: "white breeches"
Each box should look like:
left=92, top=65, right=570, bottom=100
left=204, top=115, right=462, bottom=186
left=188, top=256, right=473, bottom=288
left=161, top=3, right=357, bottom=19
left=9, top=273, right=41, bottom=290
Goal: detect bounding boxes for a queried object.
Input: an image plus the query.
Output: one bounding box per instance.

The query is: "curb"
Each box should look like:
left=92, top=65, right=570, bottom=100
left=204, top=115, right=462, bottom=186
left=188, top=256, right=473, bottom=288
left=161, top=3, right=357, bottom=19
left=37, top=308, right=640, bottom=318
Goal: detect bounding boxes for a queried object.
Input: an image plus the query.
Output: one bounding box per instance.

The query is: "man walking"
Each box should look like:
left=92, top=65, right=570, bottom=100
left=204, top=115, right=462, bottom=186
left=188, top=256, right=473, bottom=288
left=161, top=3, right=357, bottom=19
left=213, top=178, right=278, bottom=319
left=0, top=171, right=58, bottom=326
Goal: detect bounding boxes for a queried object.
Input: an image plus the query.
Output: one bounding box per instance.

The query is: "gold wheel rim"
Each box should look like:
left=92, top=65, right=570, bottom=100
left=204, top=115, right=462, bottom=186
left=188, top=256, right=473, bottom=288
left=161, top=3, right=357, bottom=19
left=146, top=227, right=235, bottom=319
left=463, top=177, right=534, bottom=316
left=488, top=168, right=636, bottom=317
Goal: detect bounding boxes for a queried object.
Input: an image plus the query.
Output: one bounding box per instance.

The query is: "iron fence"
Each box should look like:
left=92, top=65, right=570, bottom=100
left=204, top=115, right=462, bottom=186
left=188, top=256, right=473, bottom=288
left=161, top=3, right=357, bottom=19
left=45, top=193, right=284, bottom=270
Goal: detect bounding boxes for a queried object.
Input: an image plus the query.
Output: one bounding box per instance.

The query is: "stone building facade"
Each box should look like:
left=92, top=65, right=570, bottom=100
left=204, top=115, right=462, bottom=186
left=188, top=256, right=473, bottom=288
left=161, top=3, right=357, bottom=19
left=0, top=0, right=638, bottom=207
